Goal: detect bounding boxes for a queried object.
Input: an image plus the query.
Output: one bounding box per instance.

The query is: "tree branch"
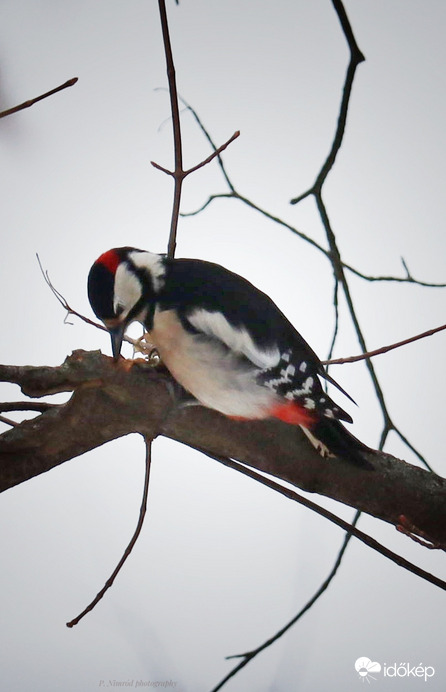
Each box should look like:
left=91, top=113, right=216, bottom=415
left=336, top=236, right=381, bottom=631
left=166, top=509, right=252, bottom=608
left=323, top=323, right=446, bottom=365
left=0, top=351, right=445, bottom=548
left=157, top=0, right=183, bottom=259
left=0, top=78, right=78, bottom=119
left=209, top=512, right=349, bottom=690
left=66, top=438, right=153, bottom=627
left=155, top=1, right=239, bottom=259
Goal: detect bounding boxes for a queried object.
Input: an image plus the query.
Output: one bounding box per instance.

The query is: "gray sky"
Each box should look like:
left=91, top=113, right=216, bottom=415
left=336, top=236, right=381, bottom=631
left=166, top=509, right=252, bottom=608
left=1, top=1, right=445, bottom=691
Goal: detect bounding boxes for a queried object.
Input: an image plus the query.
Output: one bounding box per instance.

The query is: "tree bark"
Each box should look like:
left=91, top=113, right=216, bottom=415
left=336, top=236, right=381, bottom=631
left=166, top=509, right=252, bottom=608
left=1, top=349, right=445, bottom=544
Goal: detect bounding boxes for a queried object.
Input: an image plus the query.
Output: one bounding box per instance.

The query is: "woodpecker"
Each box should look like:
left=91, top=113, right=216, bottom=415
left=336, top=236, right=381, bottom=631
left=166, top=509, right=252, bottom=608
left=88, top=247, right=373, bottom=468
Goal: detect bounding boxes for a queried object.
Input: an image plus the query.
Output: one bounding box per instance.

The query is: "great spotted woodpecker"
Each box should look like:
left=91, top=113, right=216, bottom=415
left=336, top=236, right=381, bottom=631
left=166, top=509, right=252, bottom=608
left=88, top=247, right=373, bottom=468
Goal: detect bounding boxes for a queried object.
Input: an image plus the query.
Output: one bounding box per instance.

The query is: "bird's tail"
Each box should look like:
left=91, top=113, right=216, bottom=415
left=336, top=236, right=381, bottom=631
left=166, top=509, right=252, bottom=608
left=302, top=418, right=375, bottom=470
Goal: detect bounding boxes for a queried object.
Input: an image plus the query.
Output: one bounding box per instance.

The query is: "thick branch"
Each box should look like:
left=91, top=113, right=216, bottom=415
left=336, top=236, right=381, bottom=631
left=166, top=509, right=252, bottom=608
left=0, top=351, right=445, bottom=547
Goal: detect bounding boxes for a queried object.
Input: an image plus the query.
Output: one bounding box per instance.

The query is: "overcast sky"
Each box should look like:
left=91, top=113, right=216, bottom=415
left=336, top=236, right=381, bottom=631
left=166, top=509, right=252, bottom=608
left=1, top=1, right=445, bottom=691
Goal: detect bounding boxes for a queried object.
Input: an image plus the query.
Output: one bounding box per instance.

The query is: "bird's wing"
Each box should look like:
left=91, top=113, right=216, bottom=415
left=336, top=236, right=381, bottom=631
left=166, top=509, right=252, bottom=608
left=184, top=308, right=280, bottom=369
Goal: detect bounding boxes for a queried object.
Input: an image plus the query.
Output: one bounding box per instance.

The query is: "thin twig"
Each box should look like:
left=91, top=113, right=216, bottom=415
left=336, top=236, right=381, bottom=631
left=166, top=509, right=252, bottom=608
left=167, top=3, right=444, bottom=684
left=287, top=0, right=437, bottom=479
left=209, top=406, right=412, bottom=689
left=183, top=130, right=240, bottom=176
left=177, top=94, right=236, bottom=193
left=157, top=0, right=183, bottom=259
left=323, top=324, right=446, bottom=365
left=394, top=428, right=433, bottom=473
left=0, top=78, right=78, bottom=119
left=307, top=1, right=437, bottom=476
left=150, top=129, right=240, bottom=178
left=66, top=438, right=153, bottom=628
left=154, top=4, right=240, bottom=259
left=324, top=277, right=340, bottom=395
left=36, top=254, right=142, bottom=351
left=344, top=263, right=446, bottom=288
left=179, top=105, right=445, bottom=289
left=199, top=451, right=445, bottom=586
left=0, top=415, right=17, bottom=427
left=0, top=402, right=58, bottom=413
left=211, top=511, right=361, bottom=692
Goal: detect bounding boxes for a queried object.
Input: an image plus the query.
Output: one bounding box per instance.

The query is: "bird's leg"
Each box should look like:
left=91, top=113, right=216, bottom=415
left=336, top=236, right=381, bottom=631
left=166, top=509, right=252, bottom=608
left=132, top=332, right=161, bottom=363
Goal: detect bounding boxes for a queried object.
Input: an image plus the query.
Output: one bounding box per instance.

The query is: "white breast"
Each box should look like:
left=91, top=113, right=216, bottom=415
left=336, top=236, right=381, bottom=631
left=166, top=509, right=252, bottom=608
left=150, top=308, right=278, bottom=418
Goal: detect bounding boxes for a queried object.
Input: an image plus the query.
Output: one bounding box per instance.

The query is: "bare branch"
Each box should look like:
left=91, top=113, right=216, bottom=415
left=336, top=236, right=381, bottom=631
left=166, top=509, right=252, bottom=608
left=212, top=512, right=361, bottom=691
left=324, top=323, right=446, bottom=365
left=178, top=94, right=236, bottom=193
left=166, top=6, right=444, bottom=678
left=150, top=130, right=240, bottom=178
left=0, top=78, right=78, bottom=119
left=344, top=263, right=446, bottom=288
left=155, top=2, right=240, bottom=259
left=157, top=0, right=183, bottom=259
left=67, top=438, right=153, bottom=627
left=289, top=2, right=365, bottom=203
left=179, top=103, right=446, bottom=289
left=183, top=130, right=240, bottom=176
left=0, top=401, right=58, bottom=413
left=0, top=415, right=18, bottom=427
left=202, top=451, right=446, bottom=579
left=37, top=254, right=107, bottom=332
left=150, top=160, right=172, bottom=175
left=1, top=351, right=445, bottom=545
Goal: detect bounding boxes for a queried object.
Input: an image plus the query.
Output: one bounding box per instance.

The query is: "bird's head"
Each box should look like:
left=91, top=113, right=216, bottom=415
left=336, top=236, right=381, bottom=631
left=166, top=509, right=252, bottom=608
left=87, top=247, right=165, bottom=360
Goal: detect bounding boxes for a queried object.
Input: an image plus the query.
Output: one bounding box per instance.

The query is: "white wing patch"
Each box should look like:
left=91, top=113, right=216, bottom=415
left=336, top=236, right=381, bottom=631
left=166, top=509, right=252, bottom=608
left=187, top=309, right=280, bottom=369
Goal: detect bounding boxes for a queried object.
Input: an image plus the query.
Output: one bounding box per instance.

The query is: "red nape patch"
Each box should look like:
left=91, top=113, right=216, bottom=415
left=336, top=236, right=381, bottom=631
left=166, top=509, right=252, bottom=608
left=269, top=402, right=317, bottom=427
left=96, top=249, right=120, bottom=274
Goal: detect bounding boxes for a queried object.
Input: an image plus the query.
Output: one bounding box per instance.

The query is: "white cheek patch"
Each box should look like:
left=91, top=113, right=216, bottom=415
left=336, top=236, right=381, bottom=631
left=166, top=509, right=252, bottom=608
left=187, top=309, right=280, bottom=369
left=114, top=264, right=142, bottom=319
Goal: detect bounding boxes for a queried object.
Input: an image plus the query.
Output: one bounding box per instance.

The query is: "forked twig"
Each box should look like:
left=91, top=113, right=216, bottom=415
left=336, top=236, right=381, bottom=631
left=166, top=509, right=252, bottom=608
left=66, top=438, right=153, bottom=628
left=206, top=450, right=445, bottom=691
left=211, top=511, right=361, bottom=692
left=151, top=130, right=240, bottom=178
left=168, top=1, right=444, bottom=687
left=155, top=0, right=239, bottom=259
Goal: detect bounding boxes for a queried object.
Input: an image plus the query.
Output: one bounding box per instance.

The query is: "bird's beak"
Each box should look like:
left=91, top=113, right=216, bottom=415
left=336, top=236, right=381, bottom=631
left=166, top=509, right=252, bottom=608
left=110, top=323, right=125, bottom=361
